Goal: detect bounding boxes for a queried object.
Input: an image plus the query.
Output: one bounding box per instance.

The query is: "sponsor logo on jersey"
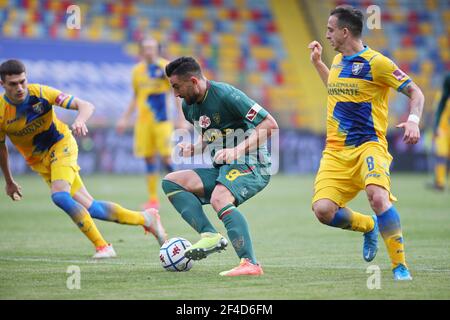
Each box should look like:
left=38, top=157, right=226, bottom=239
left=392, top=69, right=406, bottom=81
left=245, top=103, right=262, bottom=122
left=199, top=115, right=211, bottom=128
left=55, top=93, right=70, bottom=106
left=352, top=62, right=364, bottom=75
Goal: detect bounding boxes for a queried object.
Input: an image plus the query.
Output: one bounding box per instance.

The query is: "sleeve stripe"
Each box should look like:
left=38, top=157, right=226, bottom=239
left=66, top=96, right=74, bottom=109
left=397, top=79, right=412, bottom=92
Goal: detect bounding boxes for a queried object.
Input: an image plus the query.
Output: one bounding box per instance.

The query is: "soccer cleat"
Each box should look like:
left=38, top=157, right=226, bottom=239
left=93, top=244, right=117, bottom=259
left=425, top=182, right=445, bottom=192
left=184, top=232, right=228, bottom=260
left=142, top=199, right=160, bottom=210
left=363, top=215, right=379, bottom=262
left=143, top=208, right=168, bottom=246
left=219, top=258, right=264, bottom=276
left=393, top=264, right=412, bottom=281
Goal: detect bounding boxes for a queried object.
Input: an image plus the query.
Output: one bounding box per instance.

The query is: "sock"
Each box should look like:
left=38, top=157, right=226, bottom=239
left=435, top=158, right=447, bottom=187
left=329, top=207, right=374, bottom=233
left=162, top=179, right=216, bottom=234
left=146, top=162, right=158, bottom=202
left=51, top=192, right=107, bottom=248
left=218, top=204, right=257, bottom=265
left=88, top=200, right=145, bottom=225
left=377, top=206, right=406, bottom=269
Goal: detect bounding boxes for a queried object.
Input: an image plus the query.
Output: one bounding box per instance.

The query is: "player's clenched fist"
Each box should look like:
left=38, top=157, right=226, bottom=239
left=177, top=142, right=194, bottom=157
left=308, top=41, right=323, bottom=64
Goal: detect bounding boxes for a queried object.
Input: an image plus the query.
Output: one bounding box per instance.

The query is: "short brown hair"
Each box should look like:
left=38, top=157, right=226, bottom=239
left=0, top=59, right=26, bottom=81
left=330, top=5, right=364, bottom=37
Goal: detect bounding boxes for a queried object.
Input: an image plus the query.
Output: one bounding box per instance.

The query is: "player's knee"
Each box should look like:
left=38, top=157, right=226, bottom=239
left=210, top=194, right=225, bottom=212
left=51, top=191, right=72, bottom=209
left=367, top=187, right=390, bottom=213
left=369, top=193, right=389, bottom=213
left=87, top=200, right=108, bottom=220
left=161, top=178, right=183, bottom=194
left=312, top=201, right=336, bottom=225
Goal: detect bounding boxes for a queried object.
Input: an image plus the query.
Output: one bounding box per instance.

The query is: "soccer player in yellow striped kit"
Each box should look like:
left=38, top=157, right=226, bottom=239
left=0, top=59, right=167, bottom=258
left=308, top=6, right=424, bottom=280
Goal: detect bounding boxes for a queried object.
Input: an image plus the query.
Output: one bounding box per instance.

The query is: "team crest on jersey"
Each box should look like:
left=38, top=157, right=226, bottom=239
left=213, top=113, right=221, bottom=124
left=32, top=102, right=44, bottom=114
left=199, top=115, right=211, bottom=128
left=351, top=62, right=364, bottom=75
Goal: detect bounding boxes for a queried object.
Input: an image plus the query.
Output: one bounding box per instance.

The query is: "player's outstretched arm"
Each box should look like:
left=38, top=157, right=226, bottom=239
left=396, top=81, right=425, bottom=145
left=0, top=141, right=22, bottom=201
left=308, top=41, right=329, bottom=87
left=70, top=97, right=95, bottom=137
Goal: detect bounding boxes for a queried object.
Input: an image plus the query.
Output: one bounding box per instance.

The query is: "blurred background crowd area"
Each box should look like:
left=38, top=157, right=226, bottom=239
left=0, top=0, right=449, bottom=173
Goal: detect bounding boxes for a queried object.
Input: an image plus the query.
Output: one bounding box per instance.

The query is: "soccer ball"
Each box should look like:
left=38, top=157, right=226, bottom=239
left=159, top=237, right=193, bottom=272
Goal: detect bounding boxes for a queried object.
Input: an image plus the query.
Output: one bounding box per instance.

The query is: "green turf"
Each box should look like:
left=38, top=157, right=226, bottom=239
left=0, top=173, right=449, bottom=299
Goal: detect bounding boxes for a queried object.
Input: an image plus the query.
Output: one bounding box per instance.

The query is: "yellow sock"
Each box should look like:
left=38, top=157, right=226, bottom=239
left=147, top=174, right=159, bottom=201
left=378, top=206, right=407, bottom=269
left=435, top=163, right=447, bottom=187
left=349, top=209, right=374, bottom=233
left=109, top=203, right=146, bottom=225
left=383, top=234, right=406, bottom=269
left=330, top=207, right=374, bottom=233
left=72, top=211, right=108, bottom=248
left=88, top=201, right=145, bottom=226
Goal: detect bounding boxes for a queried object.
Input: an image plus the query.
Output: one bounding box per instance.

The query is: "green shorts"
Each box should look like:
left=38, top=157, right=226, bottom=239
left=193, top=163, right=271, bottom=206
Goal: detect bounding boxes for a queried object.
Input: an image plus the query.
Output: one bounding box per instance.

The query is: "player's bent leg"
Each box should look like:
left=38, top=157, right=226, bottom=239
left=72, top=184, right=167, bottom=246
left=366, top=185, right=411, bottom=280
left=162, top=170, right=217, bottom=236
left=51, top=180, right=112, bottom=257
left=313, top=198, right=377, bottom=261
left=211, top=184, right=262, bottom=276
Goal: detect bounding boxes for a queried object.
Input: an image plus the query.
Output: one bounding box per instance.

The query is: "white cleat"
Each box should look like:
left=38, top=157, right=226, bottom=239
left=142, top=208, right=168, bottom=246
left=93, top=244, right=117, bottom=259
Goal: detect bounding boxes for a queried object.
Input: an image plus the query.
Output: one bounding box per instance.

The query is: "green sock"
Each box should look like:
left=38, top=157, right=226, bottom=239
left=162, top=179, right=216, bottom=234
left=218, top=204, right=257, bottom=264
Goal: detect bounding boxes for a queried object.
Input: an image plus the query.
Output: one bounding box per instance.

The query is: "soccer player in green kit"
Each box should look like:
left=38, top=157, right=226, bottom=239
left=162, top=57, right=278, bottom=276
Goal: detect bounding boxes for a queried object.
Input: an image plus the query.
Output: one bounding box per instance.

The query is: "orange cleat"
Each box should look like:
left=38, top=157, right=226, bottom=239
left=219, top=258, right=264, bottom=276
left=142, top=199, right=160, bottom=210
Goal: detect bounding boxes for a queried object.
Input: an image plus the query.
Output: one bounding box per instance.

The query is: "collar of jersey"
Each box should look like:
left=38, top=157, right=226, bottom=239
left=3, top=92, right=30, bottom=107
left=199, top=80, right=211, bottom=104
left=342, top=45, right=369, bottom=61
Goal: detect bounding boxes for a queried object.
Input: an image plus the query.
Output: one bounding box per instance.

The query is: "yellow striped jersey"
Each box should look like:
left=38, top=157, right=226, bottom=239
left=0, top=84, right=74, bottom=165
left=132, top=58, right=171, bottom=122
left=326, top=46, right=411, bottom=150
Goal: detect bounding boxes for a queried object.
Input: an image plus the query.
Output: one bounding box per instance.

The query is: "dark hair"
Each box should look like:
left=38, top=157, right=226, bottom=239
left=165, top=56, right=202, bottom=79
left=330, top=5, right=364, bottom=38
left=0, top=59, right=26, bottom=81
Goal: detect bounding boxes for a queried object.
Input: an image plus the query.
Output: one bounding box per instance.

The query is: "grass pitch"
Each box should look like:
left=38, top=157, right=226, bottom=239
left=0, top=174, right=449, bottom=299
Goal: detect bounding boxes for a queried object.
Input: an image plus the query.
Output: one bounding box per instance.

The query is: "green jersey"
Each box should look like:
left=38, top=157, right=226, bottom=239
left=182, top=80, right=270, bottom=167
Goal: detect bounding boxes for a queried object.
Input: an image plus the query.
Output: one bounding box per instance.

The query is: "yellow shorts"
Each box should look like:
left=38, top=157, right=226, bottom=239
left=312, top=142, right=397, bottom=207
left=30, top=135, right=84, bottom=195
left=134, top=120, right=173, bottom=158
